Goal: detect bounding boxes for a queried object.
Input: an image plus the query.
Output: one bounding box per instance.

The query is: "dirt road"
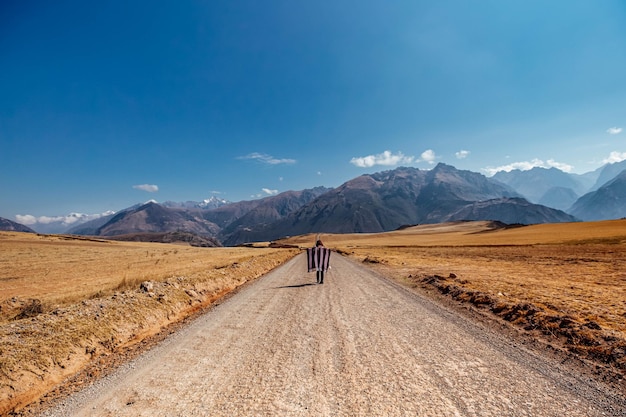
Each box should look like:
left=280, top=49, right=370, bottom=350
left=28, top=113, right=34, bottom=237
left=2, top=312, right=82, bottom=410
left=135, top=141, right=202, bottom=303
left=41, top=254, right=624, bottom=416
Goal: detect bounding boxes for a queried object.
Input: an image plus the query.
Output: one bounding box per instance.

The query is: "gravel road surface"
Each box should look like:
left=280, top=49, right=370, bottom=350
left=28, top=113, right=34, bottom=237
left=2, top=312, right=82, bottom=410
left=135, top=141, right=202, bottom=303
left=41, top=253, right=624, bottom=416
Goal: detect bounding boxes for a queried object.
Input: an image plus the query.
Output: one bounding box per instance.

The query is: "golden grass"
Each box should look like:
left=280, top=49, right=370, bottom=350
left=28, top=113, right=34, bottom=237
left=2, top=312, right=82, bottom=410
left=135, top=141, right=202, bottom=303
left=0, top=232, right=298, bottom=415
left=3, top=220, right=626, bottom=413
left=281, top=220, right=626, bottom=375
left=285, top=219, right=626, bottom=247
left=0, top=232, right=278, bottom=309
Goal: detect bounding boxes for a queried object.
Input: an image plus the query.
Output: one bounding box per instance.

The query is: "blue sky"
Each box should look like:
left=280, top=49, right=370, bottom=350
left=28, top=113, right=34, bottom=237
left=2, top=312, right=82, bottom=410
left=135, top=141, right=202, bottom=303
left=2, top=1, right=626, bottom=225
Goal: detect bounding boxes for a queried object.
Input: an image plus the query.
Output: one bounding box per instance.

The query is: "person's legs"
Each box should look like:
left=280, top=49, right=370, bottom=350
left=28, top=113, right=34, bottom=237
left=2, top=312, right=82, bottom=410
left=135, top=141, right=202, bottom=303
left=316, top=270, right=321, bottom=284
left=319, top=271, right=324, bottom=284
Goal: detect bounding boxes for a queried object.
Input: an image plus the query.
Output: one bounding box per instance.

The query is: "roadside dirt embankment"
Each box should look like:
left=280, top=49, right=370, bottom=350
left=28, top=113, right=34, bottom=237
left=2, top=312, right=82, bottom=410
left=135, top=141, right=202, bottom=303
left=36, top=254, right=626, bottom=416
left=0, top=238, right=298, bottom=416
left=346, top=245, right=626, bottom=389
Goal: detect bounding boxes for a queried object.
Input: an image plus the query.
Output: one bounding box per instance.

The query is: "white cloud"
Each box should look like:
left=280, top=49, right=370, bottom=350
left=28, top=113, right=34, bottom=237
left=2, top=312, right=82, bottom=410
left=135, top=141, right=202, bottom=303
left=483, top=158, right=573, bottom=176
left=238, top=152, right=296, bottom=165
left=419, top=149, right=437, bottom=164
left=15, top=214, right=37, bottom=225
left=133, top=184, right=159, bottom=193
left=602, top=151, right=626, bottom=164
left=455, top=150, right=470, bottom=159
left=262, top=188, right=279, bottom=195
left=350, top=150, right=414, bottom=168
left=38, top=216, right=65, bottom=224
left=546, top=159, right=573, bottom=172
left=15, top=211, right=115, bottom=226
left=607, top=127, right=623, bottom=135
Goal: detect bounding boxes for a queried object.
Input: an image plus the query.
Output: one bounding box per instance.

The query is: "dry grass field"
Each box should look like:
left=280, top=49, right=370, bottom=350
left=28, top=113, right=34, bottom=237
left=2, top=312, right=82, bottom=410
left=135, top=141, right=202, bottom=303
left=0, top=232, right=298, bottom=415
left=2, top=220, right=626, bottom=414
left=280, top=220, right=626, bottom=381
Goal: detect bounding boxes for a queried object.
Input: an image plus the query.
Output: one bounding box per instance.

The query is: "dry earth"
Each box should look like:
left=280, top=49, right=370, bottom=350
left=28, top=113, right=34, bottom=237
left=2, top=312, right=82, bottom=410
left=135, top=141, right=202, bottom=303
left=0, top=232, right=298, bottom=415
left=34, top=254, right=626, bottom=416
left=281, top=220, right=626, bottom=385
left=3, top=220, right=626, bottom=415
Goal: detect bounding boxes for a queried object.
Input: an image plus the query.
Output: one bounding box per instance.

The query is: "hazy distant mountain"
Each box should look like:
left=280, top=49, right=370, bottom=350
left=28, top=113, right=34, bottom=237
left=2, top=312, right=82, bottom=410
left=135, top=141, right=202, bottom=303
left=96, top=202, right=220, bottom=236
left=0, top=217, right=36, bottom=233
left=568, top=170, right=626, bottom=221
left=162, top=196, right=231, bottom=210
left=17, top=212, right=116, bottom=234
left=589, top=160, right=626, bottom=191
left=492, top=167, right=587, bottom=204
left=444, top=198, right=577, bottom=224
left=67, top=212, right=118, bottom=235
left=538, top=186, right=580, bottom=211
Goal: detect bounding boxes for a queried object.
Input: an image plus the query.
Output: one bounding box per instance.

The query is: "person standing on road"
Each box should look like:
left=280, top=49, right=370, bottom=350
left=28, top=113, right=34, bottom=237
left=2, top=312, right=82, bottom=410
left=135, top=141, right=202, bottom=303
left=307, top=239, right=331, bottom=284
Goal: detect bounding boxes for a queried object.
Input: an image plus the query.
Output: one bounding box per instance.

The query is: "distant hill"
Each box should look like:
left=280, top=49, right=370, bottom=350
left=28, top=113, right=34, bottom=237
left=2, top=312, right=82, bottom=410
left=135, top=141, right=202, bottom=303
left=218, top=187, right=331, bottom=245
left=96, top=202, right=220, bottom=237
left=492, top=167, right=586, bottom=204
left=589, top=160, right=626, bottom=191
left=105, top=231, right=221, bottom=247
left=67, top=212, right=117, bottom=235
left=568, top=170, right=626, bottom=221
left=538, top=186, right=580, bottom=212
left=492, top=161, right=626, bottom=216
left=202, top=187, right=331, bottom=231
left=0, top=217, right=36, bottom=233
left=444, top=197, right=578, bottom=224
left=414, top=163, right=521, bottom=222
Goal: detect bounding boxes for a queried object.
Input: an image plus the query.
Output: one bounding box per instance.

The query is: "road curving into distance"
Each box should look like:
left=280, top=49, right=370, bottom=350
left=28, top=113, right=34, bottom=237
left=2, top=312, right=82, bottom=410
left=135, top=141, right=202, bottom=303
left=40, top=253, right=625, bottom=416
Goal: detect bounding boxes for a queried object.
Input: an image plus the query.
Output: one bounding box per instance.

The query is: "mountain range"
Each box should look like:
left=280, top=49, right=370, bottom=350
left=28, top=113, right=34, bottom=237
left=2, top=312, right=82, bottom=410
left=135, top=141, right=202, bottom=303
left=0, top=217, right=36, bottom=233
left=3, top=162, right=626, bottom=245
left=492, top=160, right=626, bottom=219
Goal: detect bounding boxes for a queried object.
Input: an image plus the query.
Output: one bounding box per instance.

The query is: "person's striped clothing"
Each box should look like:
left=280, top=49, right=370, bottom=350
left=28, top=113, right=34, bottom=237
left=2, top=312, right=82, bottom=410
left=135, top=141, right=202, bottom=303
left=306, top=247, right=331, bottom=272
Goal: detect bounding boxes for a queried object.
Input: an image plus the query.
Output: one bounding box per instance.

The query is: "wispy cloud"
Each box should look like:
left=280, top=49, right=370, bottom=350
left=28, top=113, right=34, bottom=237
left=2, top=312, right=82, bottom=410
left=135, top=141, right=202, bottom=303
left=602, top=151, right=626, bottom=164
left=238, top=152, right=296, bottom=165
left=547, top=159, right=574, bottom=172
left=483, top=158, right=573, bottom=176
left=251, top=188, right=280, bottom=198
left=15, top=211, right=115, bottom=226
left=350, top=150, right=414, bottom=168
left=607, top=127, right=623, bottom=135
left=455, top=150, right=470, bottom=159
left=419, top=149, right=437, bottom=164
left=133, top=184, right=159, bottom=193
